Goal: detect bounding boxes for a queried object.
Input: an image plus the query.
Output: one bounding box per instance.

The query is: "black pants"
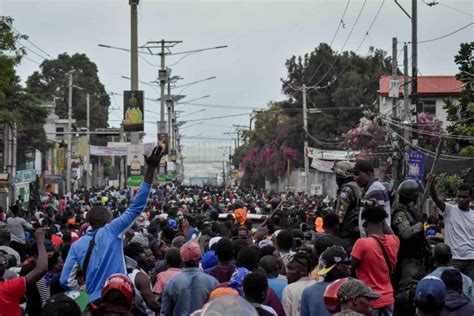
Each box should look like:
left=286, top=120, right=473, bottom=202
left=10, top=240, right=27, bottom=262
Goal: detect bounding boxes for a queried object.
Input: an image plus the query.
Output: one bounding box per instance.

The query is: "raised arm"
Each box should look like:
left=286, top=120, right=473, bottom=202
left=25, top=230, right=48, bottom=286
left=428, top=173, right=446, bottom=212
left=107, top=146, right=163, bottom=236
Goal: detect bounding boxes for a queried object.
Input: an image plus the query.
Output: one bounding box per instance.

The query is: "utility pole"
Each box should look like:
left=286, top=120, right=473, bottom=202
left=403, top=43, right=411, bottom=179
left=130, top=0, right=139, bottom=146
left=391, top=38, right=399, bottom=186
left=66, top=72, right=73, bottom=194
left=412, top=0, right=418, bottom=120
left=160, top=40, right=166, bottom=122
left=302, top=84, right=309, bottom=194
left=391, top=38, right=398, bottom=119
left=222, top=161, right=226, bottom=186
left=86, top=93, right=91, bottom=189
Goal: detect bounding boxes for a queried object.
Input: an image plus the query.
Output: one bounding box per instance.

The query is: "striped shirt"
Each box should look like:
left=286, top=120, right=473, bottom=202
left=358, top=179, right=391, bottom=237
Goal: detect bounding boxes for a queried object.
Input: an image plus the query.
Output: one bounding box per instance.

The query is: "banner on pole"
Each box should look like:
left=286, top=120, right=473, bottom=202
left=306, top=147, right=359, bottom=161
left=123, top=90, right=144, bottom=132
left=310, top=158, right=335, bottom=173
left=406, top=150, right=426, bottom=181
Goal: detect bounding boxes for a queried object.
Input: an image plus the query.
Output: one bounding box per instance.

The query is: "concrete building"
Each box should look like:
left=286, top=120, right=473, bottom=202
left=378, top=75, right=464, bottom=125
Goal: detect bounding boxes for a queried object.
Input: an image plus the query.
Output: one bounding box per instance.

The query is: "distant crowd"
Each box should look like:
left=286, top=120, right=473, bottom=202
left=0, top=148, right=472, bottom=316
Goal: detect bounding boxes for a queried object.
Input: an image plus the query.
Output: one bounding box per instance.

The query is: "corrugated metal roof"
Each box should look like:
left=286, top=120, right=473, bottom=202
left=379, top=75, right=464, bottom=97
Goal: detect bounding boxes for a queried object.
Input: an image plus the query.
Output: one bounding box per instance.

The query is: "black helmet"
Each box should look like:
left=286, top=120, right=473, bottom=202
left=397, top=180, right=423, bottom=202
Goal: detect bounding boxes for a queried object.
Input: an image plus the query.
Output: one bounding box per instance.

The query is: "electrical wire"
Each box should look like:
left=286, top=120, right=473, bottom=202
left=22, top=55, right=41, bottom=65
left=310, top=0, right=368, bottom=89
left=418, top=22, right=474, bottom=44
left=386, top=125, right=474, bottom=161
left=184, top=113, right=251, bottom=123
left=304, top=0, right=352, bottom=84
left=3, top=19, right=52, bottom=58
left=354, top=0, right=385, bottom=53
left=437, top=2, right=474, bottom=18
left=382, top=117, right=474, bottom=141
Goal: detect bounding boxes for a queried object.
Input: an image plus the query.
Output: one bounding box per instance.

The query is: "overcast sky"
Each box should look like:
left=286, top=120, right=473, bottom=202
left=2, top=0, right=473, bottom=177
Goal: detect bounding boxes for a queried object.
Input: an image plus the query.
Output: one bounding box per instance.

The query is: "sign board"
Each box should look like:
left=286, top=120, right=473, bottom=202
left=310, top=184, right=323, bottom=195
left=108, top=142, right=155, bottom=154
left=306, top=147, right=359, bottom=161
left=311, top=158, right=335, bottom=173
left=127, top=175, right=143, bottom=187
left=123, top=90, right=144, bottom=132
left=127, top=144, right=144, bottom=175
left=406, top=150, right=426, bottom=181
left=90, top=145, right=127, bottom=156
left=389, top=79, right=400, bottom=98
left=13, top=169, right=36, bottom=184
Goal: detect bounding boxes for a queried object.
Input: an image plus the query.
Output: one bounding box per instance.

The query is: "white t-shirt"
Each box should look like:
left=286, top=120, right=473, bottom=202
left=439, top=203, right=474, bottom=260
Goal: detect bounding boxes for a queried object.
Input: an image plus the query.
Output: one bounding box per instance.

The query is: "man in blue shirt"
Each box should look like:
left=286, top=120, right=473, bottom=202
left=161, top=239, right=218, bottom=316
left=61, top=146, right=163, bottom=302
left=300, top=246, right=351, bottom=316
left=260, top=255, right=287, bottom=302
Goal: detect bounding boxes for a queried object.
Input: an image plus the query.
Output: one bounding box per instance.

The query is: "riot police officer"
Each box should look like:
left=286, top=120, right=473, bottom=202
left=392, top=180, right=431, bottom=292
left=333, top=161, right=362, bottom=245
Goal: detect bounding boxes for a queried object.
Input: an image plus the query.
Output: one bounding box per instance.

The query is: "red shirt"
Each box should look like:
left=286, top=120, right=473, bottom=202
left=351, top=234, right=399, bottom=308
left=0, top=276, right=26, bottom=316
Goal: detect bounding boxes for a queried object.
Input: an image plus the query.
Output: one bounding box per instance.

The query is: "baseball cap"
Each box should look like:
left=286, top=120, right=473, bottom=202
left=180, top=239, right=201, bottom=262
left=208, top=236, right=222, bottom=250
left=202, top=250, right=218, bottom=270
left=349, top=160, right=374, bottom=174
left=337, top=278, right=381, bottom=303
left=415, top=276, right=447, bottom=308
left=258, top=239, right=273, bottom=249
left=318, top=246, right=350, bottom=276
left=102, top=274, right=135, bottom=308
left=333, top=161, right=355, bottom=178
left=40, top=291, right=86, bottom=316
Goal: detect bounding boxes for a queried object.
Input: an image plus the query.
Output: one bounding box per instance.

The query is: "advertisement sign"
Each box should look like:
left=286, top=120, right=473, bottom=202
left=406, top=150, right=426, bottom=181
left=127, top=144, right=144, bottom=176
left=123, top=90, right=144, bottom=132
left=157, top=133, right=169, bottom=155
left=311, top=158, right=335, bottom=173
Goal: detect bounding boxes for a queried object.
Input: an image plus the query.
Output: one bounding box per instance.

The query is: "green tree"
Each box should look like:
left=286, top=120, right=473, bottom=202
left=443, top=42, right=474, bottom=156
left=26, top=53, right=111, bottom=145
left=0, top=17, right=47, bottom=164
left=282, top=44, right=391, bottom=142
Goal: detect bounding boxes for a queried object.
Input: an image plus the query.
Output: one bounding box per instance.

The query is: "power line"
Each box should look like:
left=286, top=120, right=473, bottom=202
left=184, top=112, right=251, bottom=123
left=22, top=55, right=41, bottom=65
left=418, top=22, right=474, bottom=44
left=387, top=125, right=474, bottom=161
left=21, top=45, right=48, bottom=61
left=3, top=19, right=52, bottom=59
left=311, top=0, right=368, bottom=89
left=305, top=0, right=352, bottom=84
left=437, top=2, right=474, bottom=18
left=355, top=0, right=385, bottom=52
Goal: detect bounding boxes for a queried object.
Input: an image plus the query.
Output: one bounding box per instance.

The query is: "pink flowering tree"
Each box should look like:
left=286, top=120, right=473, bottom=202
left=339, top=116, right=388, bottom=150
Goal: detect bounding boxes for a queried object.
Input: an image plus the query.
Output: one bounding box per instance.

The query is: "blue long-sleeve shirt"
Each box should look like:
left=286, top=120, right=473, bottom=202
left=60, top=182, right=151, bottom=302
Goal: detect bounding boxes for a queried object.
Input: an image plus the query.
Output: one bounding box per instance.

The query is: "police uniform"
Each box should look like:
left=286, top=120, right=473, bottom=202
left=335, top=181, right=361, bottom=244
left=392, top=203, right=429, bottom=290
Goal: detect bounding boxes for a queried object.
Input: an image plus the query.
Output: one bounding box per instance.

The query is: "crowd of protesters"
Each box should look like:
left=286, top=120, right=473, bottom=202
left=0, top=147, right=473, bottom=316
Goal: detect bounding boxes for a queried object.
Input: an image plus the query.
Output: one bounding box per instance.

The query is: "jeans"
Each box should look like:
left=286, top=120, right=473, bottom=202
left=451, top=259, right=474, bottom=281
left=372, top=304, right=394, bottom=316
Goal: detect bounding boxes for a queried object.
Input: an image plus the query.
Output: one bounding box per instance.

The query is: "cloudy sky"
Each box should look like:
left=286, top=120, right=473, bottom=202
left=2, top=0, right=472, bottom=178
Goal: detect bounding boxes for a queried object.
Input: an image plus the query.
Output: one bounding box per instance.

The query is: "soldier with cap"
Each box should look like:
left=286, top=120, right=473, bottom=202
left=392, top=180, right=432, bottom=314
left=333, top=161, right=363, bottom=245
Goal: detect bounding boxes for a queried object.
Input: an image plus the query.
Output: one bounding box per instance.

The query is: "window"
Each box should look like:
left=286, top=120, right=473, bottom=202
left=417, top=100, right=436, bottom=115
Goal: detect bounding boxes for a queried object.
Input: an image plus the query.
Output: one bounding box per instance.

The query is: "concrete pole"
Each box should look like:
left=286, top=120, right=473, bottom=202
left=391, top=38, right=398, bottom=119
left=412, top=0, right=418, bottom=120
left=86, top=93, right=91, bottom=189
left=302, top=84, right=309, bottom=194
left=66, top=72, right=73, bottom=194
left=160, top=40, right=166, bottom=122
left=130, top=0, right=139, bottom=146
left=403, top=43, right=410, bottom=122
left=391, top=38, right=399, bottom=187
